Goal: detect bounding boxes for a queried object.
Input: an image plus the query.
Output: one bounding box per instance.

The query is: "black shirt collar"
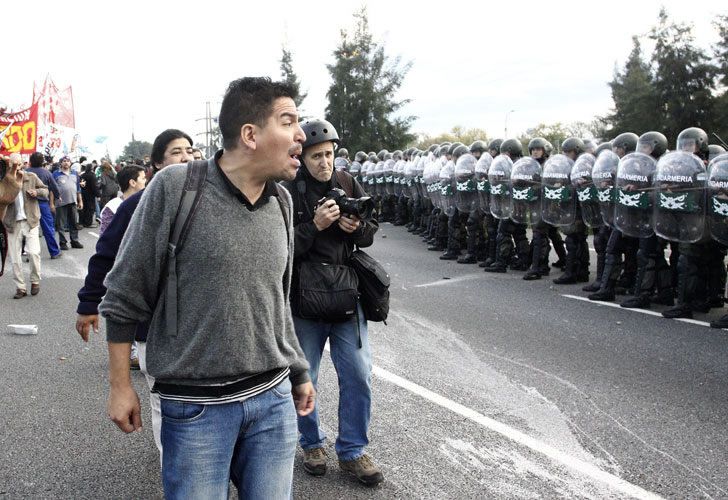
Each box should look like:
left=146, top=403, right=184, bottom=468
left=213, top=150, right=279, bottom=211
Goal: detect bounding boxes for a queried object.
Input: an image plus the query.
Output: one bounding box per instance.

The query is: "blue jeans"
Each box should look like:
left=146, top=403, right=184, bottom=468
left=293, top=305, right=372, bottom=461
left=38, top=201, right=60, bottom=257
left=160, top=378, right=298, bottom=500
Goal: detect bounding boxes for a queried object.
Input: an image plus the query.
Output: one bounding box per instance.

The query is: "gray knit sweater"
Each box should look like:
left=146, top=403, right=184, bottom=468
left=99, top=158, right=310, bottom=386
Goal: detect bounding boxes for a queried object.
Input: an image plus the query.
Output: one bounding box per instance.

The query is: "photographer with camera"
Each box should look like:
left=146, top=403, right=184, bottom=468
left=282, top=119, right=384, bottom=486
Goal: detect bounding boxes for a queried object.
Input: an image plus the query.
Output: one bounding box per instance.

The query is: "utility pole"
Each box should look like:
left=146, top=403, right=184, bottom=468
left=195, top=101, right=214, bottom=157
left=504, top=109, right=515, bottom=138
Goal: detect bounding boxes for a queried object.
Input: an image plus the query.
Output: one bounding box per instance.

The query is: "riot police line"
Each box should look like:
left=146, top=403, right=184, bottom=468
left=333, top=128, right=728, bottom=327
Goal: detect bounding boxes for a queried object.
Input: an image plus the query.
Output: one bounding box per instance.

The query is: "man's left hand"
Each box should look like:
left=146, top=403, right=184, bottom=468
left=292, top=381, right=316, bottom=416
left=338, top=214, right=361, bottom=234
left=27, top=189, right=37, bottom=198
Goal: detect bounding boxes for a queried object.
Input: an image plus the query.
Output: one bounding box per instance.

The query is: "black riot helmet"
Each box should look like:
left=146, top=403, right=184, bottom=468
left=384, top=152, right=393, bottom=160
left=367, top=153, right=377, bottom=162
left=488, top=138, right=503, bottom=157
left=499, top=138, right=523, bottom=159
left=676, top=127, right=709, bottom=159
left=301, top=119, right=339, bottom=150
left=595, top=142, right=613, bottom=156
left=709, top=144, right=727, bottom=161
left=452, top=144, right=470, bottom=161
left=337, top=148, right=349, bottom=158
left=448, top=142, right=464, bottom=156
left=392, top=149, right=403, bottom=161
left=612, top=132, right=639, bottom=157
left=355, top=151, right=367, bottom=162
left=427, top=144, right=439, bottom=154
left=637, top=131, right=668, bottom=159
left=469, top=140, right=487, bottom=155
left=377, top=149, right=389, bottom=161
left=437, top=145, right=450, bottom=157
left=528, top=137, right=553, bottom=156
left=561, top=137, right=585, bottom=158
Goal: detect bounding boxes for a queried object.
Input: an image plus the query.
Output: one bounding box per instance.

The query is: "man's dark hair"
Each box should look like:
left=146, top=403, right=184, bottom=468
left=219, top=77, right=298, bottom=150
left=150, top=129, right=193, bottom=166
left=116, top=165, right=146, bottom=192
left=29, top=152, right=45, bottom=168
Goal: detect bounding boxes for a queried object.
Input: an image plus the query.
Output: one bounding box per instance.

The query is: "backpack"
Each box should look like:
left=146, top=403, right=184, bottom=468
left=163, top=159, right=292, bottom=336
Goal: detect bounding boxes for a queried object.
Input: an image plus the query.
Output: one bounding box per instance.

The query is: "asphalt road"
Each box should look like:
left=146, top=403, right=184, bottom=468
left=1, top=222, right=727, bottom=499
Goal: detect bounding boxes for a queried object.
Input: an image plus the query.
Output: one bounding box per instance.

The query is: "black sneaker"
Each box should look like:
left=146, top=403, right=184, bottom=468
left=439, top=251, right=459, bottom=261
left=662, top=304, right=692, bottom=319
left=59, top=243, right=69, bottom=251
left=522, top=270, right=541, bottom=281
left=71, top=240, right=84, bottom=249
left=620, top=295, right=650, bottom=309
left=457, top=254, right=477, bottom=264
left=710, top=315, right=728, bottom=329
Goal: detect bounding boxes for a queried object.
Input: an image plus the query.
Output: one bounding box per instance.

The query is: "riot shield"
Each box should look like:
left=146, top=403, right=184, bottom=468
left=488, top=155, right=513, bottom=220
left=454, top=153, right=478, bottom=213
left=439, top=160, right=455, bottom=212
left=474, top=154, right=492, bottom=213
left=708, top=153, right=728, bottom=245
left=614, top=152, right=656, bottom=238
left=373, top=161, right=385, bottom=196
left=509, top=157, right=541, bottom=225
left=541, top=154, right=575, bottom=227
left=334, top=157, right=349, bottom=172
left=383, top=159, right=395, bottom=195
left=570, top=153, right=602, bottom=228
left=425, top=157, right=442, bottom=206
left=653, top=151, right=706, bottom=243
left=350, top=161, right=362, bottom=184
left=402, top=159, right=415, bottom=198
left=592, top=151, right=619, bottom=228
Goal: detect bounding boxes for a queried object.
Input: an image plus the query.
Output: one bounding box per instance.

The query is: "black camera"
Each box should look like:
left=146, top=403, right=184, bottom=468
left=323, top=188, right=375, bottom=221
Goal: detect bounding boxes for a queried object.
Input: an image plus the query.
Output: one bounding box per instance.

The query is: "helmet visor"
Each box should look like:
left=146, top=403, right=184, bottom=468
left=677, top=137, right=697, bottom=153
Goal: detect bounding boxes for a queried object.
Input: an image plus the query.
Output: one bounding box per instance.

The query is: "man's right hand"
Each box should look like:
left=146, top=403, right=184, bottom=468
left=107, top=385, right=142, bottom=433
left=313, top=199, right=340, bottom=231
left=76, top=314, right=100, bottom=342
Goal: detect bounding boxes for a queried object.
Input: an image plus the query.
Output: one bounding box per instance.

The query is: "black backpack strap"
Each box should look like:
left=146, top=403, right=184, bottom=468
left=335, top=170, right=355, bottom=198
left=165, top=160, right=209, bottom=337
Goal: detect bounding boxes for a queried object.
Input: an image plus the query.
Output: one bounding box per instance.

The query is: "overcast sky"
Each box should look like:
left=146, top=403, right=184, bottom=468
left=5, top=0, right=725, bottom=157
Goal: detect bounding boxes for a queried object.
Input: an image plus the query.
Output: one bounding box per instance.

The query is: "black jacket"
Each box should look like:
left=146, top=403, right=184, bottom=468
left=282, top=167, right=378, bottom=301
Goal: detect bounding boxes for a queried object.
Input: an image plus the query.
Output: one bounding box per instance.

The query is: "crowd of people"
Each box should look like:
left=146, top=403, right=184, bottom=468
left=334, top=128, right=728, bottom=328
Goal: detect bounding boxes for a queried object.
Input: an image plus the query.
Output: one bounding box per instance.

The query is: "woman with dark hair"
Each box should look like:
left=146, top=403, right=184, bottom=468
left=98, top=160, right=120, bottom=208
left=80, top=163, right=99, bottom=227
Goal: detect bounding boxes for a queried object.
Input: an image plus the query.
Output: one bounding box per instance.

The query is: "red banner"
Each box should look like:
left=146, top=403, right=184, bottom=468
left=0, top=104, right=38, bottom=155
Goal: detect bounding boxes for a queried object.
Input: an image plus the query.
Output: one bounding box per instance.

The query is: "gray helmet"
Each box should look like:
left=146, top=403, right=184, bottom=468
left=595, top=142, right=613, bottom=156
left=384, top=152, right=393, bottom=160
left=392, top=149, right=403, bottom=161
left=368, top=153, right=377, bottom=163
left=437, top=145, right=450, bottom=157
left=377, top=149, right=389, bottom=161
left=561, top=137, right=585, bottom=156
left=638, top=131, right=668, bottom=159
left=337, top=148, right=349, bottom=158
left=583, top=139, right=598, bottom=154
left=528, top=137, right=553, bottom=156
left=612, top=132, right=639, bottom=155
left=709, top=144, right=727, bottom=161
left=452, top=144, right=470, bottom=161
left=301, top=119, right=339, bottom=150
left=448, top=142, right=464, bottom=156
left=500, top=138, right=523, bottom=158
left=469, top=140, right=487, bottom=154
left=488, top=138, right=503, bottom=155
left=677, top=127, right=709, bottom=157
left=427, top=144, right=439, bottom=154
left=355, top=151, right=367, bottom=163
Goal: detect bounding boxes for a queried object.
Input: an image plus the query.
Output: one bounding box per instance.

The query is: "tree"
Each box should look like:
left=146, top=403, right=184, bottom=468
left=649, top=8, right=717, bottom=140
left=414, top=126, right=489, bottom=149
left=117, top=139, right=152, bottom=163
left=325, top=7, right=415, bottom=153
left=517, top=122, right=599, bottom=152
left=601, top=36, right=659, bottom=139
left=280, top=46, right=307, bottom=109
left=712, top=15, right=728, bottom=143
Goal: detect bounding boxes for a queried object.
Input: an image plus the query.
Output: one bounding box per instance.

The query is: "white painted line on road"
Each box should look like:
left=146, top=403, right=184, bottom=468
left=561, top=294, right=714, bottom=328
left=89, top=232, right=99, bottom=239
left=322, top=342, right=660, bottom=499
left=414, top=274, right=482, bottom=288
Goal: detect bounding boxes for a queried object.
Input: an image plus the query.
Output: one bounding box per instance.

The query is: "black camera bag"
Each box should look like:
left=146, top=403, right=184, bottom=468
left=350, top=249, right=390, bottom=323
left=296, top=261, right=359, bottom=322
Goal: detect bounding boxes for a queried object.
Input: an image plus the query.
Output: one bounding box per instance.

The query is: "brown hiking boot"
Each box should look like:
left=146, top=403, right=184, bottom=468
left=303, top=447, right=328, bottom=476
left=339, top=454, right=384, bottom=486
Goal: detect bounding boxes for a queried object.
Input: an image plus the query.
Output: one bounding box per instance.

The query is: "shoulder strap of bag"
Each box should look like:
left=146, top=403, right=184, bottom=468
left=165, top=159, right=209, bottom=337
left=335, top=170, right=355, bottom=198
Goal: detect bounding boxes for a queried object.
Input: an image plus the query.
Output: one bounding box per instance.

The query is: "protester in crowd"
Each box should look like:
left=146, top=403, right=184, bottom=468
left=98, top=160, right=120, bottom=208
left=1, top=155, right=25, bottom=277
left=192, top=147, right=204, bottom=160
left=98, top=165, right=146, bottom=235
left=3, top=153, right=48, bottom=298
left=52, top=156, right=83, bottom=250
left=76, top=128, right=195, bottom=455
left=26, top=152, right=62, bottom=258
left=80, top=163, right=99, bottom=227
left=98, top=77, right=314, bottom=498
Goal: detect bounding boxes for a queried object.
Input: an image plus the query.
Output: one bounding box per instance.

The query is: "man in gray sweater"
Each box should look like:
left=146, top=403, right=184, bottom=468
left=100, top=77, right=314, bottom=499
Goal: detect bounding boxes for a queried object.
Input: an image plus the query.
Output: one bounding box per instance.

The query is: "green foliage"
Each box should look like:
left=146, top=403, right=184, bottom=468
left=280, top=46, right=307, bottom=109
left=117, top=140, right=152, bottom=163
left=518, top=122, right=599, bottom=152
left=414, top=126, right=488, bottom=150
left=325, top=7, right=416, bottom=153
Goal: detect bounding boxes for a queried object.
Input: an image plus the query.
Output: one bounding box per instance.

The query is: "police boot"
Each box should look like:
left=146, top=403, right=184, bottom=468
left=428, top=240, right=446, bottom=252
left=582, top=251, right=605, bottom=292
left=662, top=255, right=694, bottom=319
left=480, top=233, right=498, bottom=268
left=652, top=262, right=674, bottom=306
left=553, top=236, right=579, bottom=284
left=576, top=238, right=590, bottom=283
left=588, top=255, right=621, bottom=301
left=621, top=257, right=655, bottom=309
left=457, top=254, right=477, bottom=264
left=510, top=238, right=531, bottom=271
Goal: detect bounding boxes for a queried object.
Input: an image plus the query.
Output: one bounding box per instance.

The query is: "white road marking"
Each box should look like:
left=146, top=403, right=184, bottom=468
left=414, top=274, right=483, bottom=288
left=561, top=294, right=716, bottom=328
left=88, top=232, right=99, bottom=239
left=323, top=342, right=662, bottom=499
